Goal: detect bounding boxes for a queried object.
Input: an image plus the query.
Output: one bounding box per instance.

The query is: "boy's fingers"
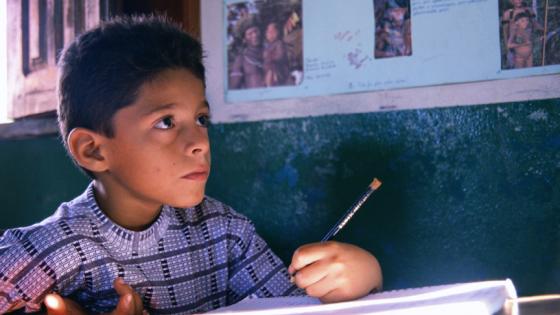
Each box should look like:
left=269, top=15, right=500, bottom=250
left=113, top=293, right=134, bottom=315
left=112, top=278, right=144, bottom=314
left=305, top=277, right=339, bottom=301
left=45, top=294, right=66, bottom=315
left=45, top=293, right=87, bottom=315
left=113, top=278, right=135, bottom=296
left=299, top=272, right=353, bottom=303
left=318, top=288, right=343, bottom=303
left=289, top=242, right=336, bottom=274
left=291, top=258, right=330, bottom=289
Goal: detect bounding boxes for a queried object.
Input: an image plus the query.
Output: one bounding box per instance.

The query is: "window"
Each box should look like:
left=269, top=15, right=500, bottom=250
left=0, top=0, right=108, bottom=139
left=0, top=0, right=8, bottom=123
left=2, top=0, right=200, bottom=129
left=5, top=0, right=105, bottom=121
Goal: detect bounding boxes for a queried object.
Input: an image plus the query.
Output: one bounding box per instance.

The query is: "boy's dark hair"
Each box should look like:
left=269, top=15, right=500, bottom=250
left=57, top=15, right=205, bottom=177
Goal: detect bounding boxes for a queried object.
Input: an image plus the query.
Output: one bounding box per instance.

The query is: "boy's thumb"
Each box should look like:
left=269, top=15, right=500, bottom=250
left=44, top=293, right=67, bottom=315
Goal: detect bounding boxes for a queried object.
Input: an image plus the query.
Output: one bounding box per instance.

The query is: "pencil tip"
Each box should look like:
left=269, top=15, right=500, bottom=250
left=370, top=178, right=382, bottom=190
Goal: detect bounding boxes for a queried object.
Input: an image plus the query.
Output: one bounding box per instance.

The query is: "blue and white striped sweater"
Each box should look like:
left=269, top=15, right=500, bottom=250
left=0, top=183, right=300, bottom=314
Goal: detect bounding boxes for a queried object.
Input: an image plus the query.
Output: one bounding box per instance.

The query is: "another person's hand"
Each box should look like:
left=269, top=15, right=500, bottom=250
left=45, top=278, right=145, bottom=315
left=288, top=241, right=382, bottom=303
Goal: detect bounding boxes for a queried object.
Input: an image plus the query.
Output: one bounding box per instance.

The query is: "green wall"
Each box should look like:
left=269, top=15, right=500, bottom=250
left=1, top=99, right=559, bottom=296
left=0, top=137, right=89, bottom=228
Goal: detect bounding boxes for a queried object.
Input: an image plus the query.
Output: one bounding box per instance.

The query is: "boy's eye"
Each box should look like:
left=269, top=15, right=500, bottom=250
left=197, top=114, right=211, bottom=128
left=154, top=116, right=175, bottom=130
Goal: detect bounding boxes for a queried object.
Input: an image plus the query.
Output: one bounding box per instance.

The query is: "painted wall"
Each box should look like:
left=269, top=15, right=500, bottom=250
left=1, top=98, right=558, bottom=296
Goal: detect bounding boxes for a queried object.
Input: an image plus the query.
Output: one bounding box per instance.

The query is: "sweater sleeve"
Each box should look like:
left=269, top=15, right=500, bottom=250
left=224, top=210, right=304, bottom=305
left=0, top=226, right=74, bottom=313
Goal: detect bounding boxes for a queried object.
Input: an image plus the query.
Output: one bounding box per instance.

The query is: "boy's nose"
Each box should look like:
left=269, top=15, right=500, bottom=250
left=182, top=127, right=210, bottom=156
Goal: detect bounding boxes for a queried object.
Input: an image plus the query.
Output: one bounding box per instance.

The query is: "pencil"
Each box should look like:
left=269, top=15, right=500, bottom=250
left=321, top=178, right=382, bottom=242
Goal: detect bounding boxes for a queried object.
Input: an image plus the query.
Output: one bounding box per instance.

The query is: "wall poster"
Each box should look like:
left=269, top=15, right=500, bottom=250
left=201, top=0, right=560, bottom=123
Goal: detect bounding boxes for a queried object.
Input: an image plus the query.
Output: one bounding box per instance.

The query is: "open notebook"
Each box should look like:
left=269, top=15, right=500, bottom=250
left=206, top=279, right=517, bottom=315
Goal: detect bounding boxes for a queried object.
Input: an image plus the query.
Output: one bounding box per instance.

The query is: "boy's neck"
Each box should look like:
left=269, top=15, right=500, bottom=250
left=92, top=179, right=163, bottom=231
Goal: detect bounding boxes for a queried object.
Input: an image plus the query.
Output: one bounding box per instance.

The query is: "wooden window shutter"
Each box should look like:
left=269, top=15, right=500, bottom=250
left=6, top=0, right=107, bottom=119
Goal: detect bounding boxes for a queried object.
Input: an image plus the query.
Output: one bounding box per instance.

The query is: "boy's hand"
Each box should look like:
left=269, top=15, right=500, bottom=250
left=45, top=278, right=146, bottom=315
left=288, top=241, right=382, bottom=303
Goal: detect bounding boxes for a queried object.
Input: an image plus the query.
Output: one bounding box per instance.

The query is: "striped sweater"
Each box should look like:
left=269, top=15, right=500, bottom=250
left=0, top=183, right=300, bottom=314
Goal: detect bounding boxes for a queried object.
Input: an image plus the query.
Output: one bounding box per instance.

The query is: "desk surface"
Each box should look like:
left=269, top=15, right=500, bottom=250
left=497, top=296, right=560, bottom=315
left=6, top=295, right=560, bottom=314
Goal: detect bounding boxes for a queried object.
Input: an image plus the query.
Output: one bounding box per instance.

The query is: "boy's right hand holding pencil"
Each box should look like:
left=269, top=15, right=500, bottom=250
left=288, top=178, right=383, bottom=302
left=288, top=241, right=383, bottom=303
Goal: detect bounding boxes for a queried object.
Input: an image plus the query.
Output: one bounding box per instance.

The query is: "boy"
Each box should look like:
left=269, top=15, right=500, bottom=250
left=0, top=15, right=382, bottom=314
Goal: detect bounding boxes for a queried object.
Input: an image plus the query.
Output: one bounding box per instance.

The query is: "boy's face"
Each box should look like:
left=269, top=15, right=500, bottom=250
left=102, top=69, right=211, bottom=209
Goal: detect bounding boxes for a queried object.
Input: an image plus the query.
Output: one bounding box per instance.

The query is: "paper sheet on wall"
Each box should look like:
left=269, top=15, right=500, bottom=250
left=223, top=0, right=560, bottom=103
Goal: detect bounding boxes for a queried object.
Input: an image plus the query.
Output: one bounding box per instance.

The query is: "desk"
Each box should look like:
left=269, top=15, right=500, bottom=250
left=7, top=295, right=560, bottom=314
left=497, top=296, right=560, bottom=315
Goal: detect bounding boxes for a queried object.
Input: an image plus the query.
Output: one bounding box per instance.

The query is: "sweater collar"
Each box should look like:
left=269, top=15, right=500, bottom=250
left=84, top=182, right=172, bottom=255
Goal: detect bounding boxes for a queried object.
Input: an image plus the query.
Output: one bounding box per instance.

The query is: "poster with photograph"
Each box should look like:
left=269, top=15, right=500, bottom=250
left=374, top=0, right=412, bottom=59
left=226, top=1, right=303, bottom=90
left=499, top=0, right=560, bottom=69
left=222, top=0, right=559, bottom=104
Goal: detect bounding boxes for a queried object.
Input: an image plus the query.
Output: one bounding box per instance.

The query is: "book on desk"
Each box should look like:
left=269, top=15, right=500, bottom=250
left=206, top=279, right=517, bottom=315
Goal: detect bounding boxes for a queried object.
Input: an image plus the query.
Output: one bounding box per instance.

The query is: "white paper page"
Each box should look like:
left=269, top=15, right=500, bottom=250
left=206, top=279, right=516, bottom=315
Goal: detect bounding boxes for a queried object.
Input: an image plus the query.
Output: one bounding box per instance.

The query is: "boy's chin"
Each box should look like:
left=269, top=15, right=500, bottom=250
left=170, top=195, right=206, bottom=208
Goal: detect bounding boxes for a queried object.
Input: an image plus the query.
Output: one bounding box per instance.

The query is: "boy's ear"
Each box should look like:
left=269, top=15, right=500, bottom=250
left=67, top=128, right=109, bottom=173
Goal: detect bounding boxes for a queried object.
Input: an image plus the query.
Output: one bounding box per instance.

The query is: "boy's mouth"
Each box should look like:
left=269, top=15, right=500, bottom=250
left=182, top=168, right=209, bottom=181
